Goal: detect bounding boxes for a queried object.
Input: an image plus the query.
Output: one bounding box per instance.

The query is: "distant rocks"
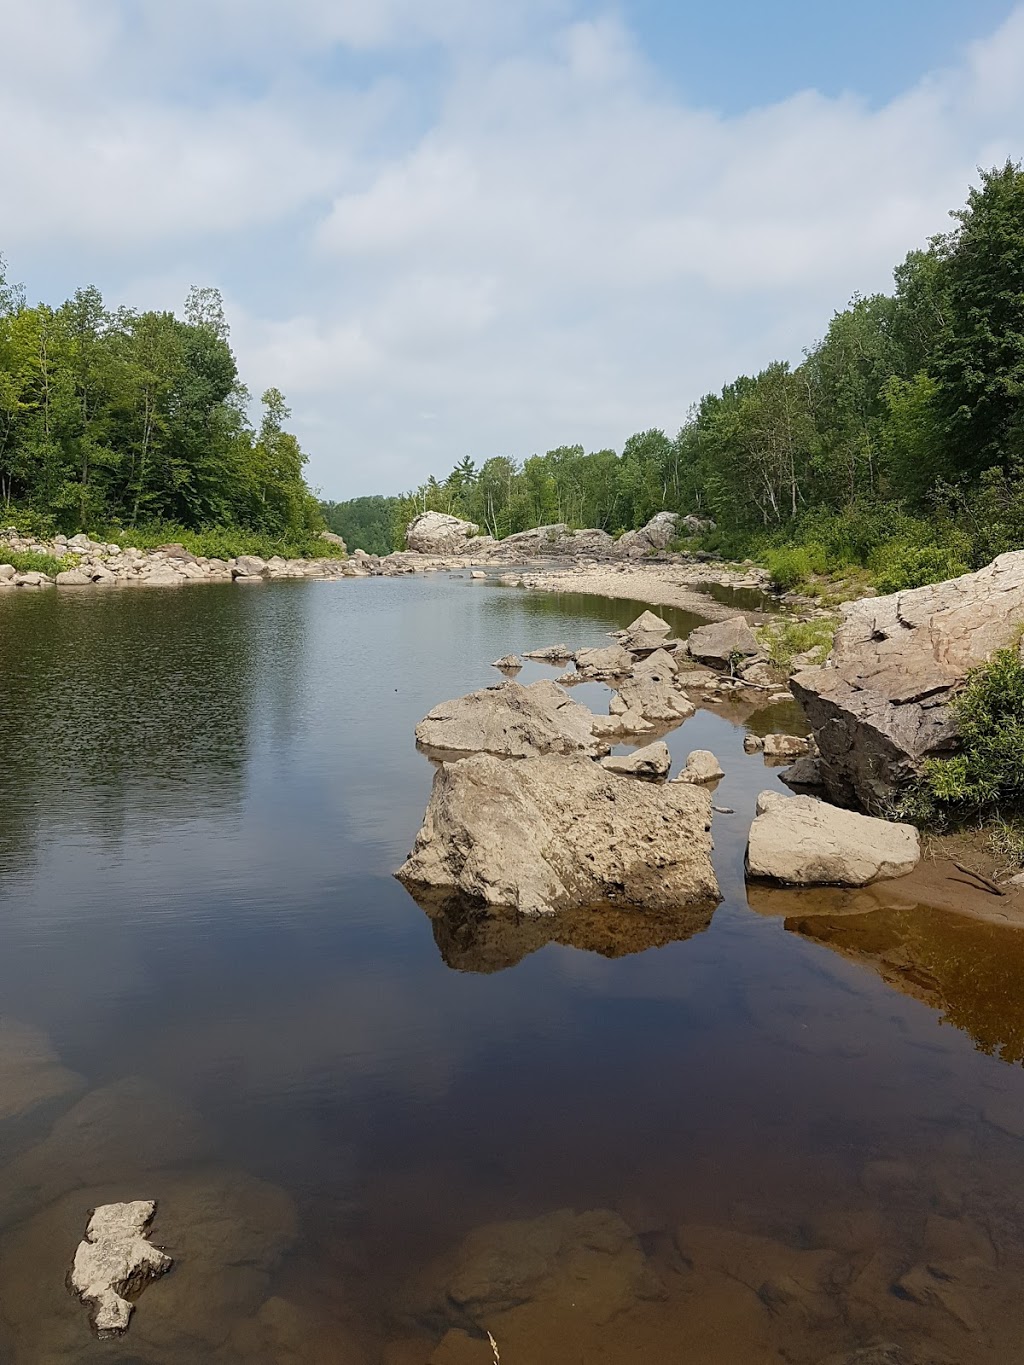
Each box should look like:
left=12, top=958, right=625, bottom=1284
left=746, top=790, right=920, bottom=886
left=397, top=753, right=719, bottom=915
left=406, top=511, right=482, bottom=554
left=616, top=511, right=680, bottom=556
left=415, top=679, right=608, bottom=759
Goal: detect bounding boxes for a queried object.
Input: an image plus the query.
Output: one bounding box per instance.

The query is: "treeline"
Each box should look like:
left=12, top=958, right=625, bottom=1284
left=331, top=162, right=1024, bottom=591
left=0, top=267, right=323, bottom=544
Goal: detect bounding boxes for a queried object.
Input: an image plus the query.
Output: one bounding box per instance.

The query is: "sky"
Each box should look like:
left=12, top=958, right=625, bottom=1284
left=1, top=0, right=1023, bottom=500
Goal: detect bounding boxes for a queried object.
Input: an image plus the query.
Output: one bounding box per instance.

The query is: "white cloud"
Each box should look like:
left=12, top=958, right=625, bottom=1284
left=2, top=0, right=1024, bottom=496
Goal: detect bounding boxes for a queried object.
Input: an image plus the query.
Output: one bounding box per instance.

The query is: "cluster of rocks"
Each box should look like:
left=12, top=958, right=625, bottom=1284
left=398, top=608, right=922, bottom=920
left=404, top=509, right=716, bottom=562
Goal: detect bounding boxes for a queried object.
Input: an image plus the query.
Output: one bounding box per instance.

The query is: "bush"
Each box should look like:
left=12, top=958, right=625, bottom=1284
left=101, top=522, right=345, bottom=562
left=869, top=540, right=969, bottom=595
left=920, top=647, right=1024, bottom=817
left=3, top=549, right=72, bottom=576
left=765, top=546, right=816, bottom=590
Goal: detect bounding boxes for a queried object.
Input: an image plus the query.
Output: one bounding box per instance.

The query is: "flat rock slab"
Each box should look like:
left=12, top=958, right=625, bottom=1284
left=397, top=752, right=720, bottom=915
left=746, top=790, right=920, bottom=887
left=69, top=1200, right=171, bottom=1337
left=415, top=680, right=607, bottom=759
left=600, top=741, right=671, bottom=780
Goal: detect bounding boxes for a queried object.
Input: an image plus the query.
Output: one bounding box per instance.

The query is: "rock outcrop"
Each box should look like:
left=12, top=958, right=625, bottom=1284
left=686, top=615, right=761, bottom=668
left=69, top=1201, right=171, bottom=1337
left=396, top=753, right=720, bottom=915
left=611, top=673, right=695, bottom=726
left=415, top=680, right=607, bottom=758
left=619, top=610, right=674, bottom=653
left=790, top=552, right=1024, bottom=810
left=745, top=791, right=920, bottom=886
left=616, top=511, right=679, bottom=556
left=406, top=511, right=480, bottom=554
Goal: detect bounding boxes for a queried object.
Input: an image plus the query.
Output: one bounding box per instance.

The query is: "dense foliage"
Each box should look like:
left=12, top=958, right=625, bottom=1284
left=0, top=269, right=323, bottom=545
left=329, top=163, right=1024, bottom=588
left=320, top=495, right=400, bottom=556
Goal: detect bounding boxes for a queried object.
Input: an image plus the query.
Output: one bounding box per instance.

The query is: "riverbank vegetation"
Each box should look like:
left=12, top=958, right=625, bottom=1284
left=0, top=272, right=327, bottom=556
left=331, top=162, right=1024, bottom=594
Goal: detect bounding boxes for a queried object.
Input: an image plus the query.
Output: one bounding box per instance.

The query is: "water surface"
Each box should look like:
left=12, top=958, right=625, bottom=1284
left=1, top=576, right=1023, bottom=1364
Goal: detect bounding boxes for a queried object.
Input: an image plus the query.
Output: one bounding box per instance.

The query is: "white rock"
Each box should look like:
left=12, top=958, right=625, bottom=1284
left=470, top=569, right=487, bottom=579
left=574, top=644, right=634, bottom=677
left=69, top=1201, right=171, bottom=1337
left=491, top=655, right=524, bottom=670
left=762, top=733, right=811, bottom=760
left=746, top=791, right=920, bottom=886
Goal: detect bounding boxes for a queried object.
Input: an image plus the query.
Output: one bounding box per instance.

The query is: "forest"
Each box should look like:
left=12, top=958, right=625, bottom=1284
left=0, top=273, right=324, bottom=553
left=326, top=162, right=1024, bottom=594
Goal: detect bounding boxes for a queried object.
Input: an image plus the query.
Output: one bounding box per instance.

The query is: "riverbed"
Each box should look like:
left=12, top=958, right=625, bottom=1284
left=1, top=574, right=1023, bottom=1363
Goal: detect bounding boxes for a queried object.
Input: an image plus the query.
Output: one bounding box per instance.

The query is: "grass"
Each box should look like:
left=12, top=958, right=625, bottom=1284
left=2, top=549, right=74, bottom=577
left=755, top=616, right=838, bottom=671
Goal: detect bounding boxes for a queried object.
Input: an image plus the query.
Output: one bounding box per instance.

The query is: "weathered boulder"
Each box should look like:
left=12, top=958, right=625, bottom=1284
left=406, top=511, right=480, bottom=554
left=69, top=1200, right=171, bottom=1337
left=397, top=753, right=720, bottom=915
left=678, top=514, right=716, bottom=535
left=319, top=529, right=347, bottom=550
left=491, top=654, right=523, bottom=671
left=415, top=680, right=607, bottom=758
left=632, top=647, right=679, bottom=679
left=232, top=555, right=268, bottom=579
left=573, top=644, right=634, bottom=678
left=745, top=791, right=920, bottom=886
left=620, top=610, right=672, bottom=647
left=591, top=710, right=655, bottom=739
left=600, top=741, right=671, bottom=780
left=763, top=733, right=812, bottom=760
left=673, top=750, right=725, bottom=784
left=686, top=615, right=760, bottom=668
left=611, top=674, right=695, bottom=725
left=55, top=568, right=92, bottom=586
left=616, top=511, right=679, bottom=556
left=791, top=552, right=1024, bottom=810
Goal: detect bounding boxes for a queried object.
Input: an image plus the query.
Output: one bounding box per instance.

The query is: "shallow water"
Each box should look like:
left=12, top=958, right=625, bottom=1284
left=1, top=576, right=1023, bottom=1364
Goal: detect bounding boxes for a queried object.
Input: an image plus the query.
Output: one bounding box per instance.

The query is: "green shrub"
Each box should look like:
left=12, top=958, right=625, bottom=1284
left=869, top=540, right=969, bottom=595
left=765, top=546, right=814, bottom=590
left=102, top=522, right=344, bottom=562
left=920, top=647, right=1024, bottom=817
left=3, top=549, right=72, bottom=577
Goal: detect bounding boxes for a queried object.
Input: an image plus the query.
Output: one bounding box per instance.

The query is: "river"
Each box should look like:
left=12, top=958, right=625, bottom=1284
left=1, top=574, right=1023, bottom=1363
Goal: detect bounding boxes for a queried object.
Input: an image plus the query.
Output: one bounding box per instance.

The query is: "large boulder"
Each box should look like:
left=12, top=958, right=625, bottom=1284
left=616, top=512, right=679, bottom=556
left=396, top=753, right=720, bottom=915
left=686, top=615, right=760, bottom=668
left=790, top=552, right=1024, bottom=810
left=415, top=680, right=607, bottom=758
left=620, top=609, right=674, bottom=654
left=573, top=644, right=634, bottom=678
left=611, top=673, right=695, bottom=726
left=406, top=511, right=480, bottom=554
left=745, top=791, right=920, bottom=886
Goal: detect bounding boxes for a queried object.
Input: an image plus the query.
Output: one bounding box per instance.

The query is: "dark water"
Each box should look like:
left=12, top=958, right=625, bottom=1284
left=1, top=577, right=1024, bottom=1364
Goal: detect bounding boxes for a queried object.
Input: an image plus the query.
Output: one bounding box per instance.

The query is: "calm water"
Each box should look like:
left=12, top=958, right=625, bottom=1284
left=1, top=576, right=1024, bottom=1364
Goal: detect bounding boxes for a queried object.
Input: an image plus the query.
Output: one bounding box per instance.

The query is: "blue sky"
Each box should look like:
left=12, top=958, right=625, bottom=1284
left=2, top=0, right=1023, bottom=499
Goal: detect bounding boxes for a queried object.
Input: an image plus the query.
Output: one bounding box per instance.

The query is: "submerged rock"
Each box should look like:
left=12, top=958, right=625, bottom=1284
left=790, top=551, right=1024, bottom=810
left=600, top=741, right=671, bottom=780
left=0, top=1018, right=83, bottom=1125
left=397, top=753, right=720, bottom=915
left=746, top=791, right=920, bottom=887
left=69, top=1200, right=171, bottom=1337
left=415, top=680, right=607, bottom=759
left=686, top=616, right=760, bottom=668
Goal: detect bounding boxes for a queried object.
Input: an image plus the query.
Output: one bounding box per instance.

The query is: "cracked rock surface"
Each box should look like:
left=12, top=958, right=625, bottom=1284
left=69, top=1201, right=171, bottom=1337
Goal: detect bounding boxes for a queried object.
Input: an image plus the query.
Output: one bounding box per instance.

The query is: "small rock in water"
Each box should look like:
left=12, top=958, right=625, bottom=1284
left=470, top=570, right=487, bottom=579
left=673, top=750, right=725, bottom=785
left=742, top=734, right=764, bottom=753
left=69, top=1200, right=171, bottom=1337
left=491, top=655, right=523, bottom=671
left=600, top=741, right=671, bottom=781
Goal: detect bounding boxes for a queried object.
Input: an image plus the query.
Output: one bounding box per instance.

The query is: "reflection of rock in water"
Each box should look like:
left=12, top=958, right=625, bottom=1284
left=407, top=887, right=717, bottom=973
left=748, top=884, right=1024, bottom=1065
